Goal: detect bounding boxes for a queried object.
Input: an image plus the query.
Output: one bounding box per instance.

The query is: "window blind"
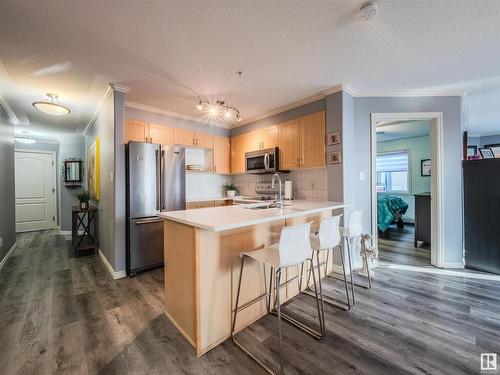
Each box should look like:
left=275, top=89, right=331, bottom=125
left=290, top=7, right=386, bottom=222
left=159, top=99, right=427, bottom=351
left=376, top=152, right=408, bottom=172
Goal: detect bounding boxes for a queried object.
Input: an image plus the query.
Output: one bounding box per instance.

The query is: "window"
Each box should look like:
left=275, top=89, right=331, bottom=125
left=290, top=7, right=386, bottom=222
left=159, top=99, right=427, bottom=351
left=376, top=151, right=409, bottom=193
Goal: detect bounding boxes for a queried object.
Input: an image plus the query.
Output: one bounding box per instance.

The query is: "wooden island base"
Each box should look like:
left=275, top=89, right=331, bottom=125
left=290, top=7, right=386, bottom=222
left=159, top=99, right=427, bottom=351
left=163, top=210, right=336, bottom=357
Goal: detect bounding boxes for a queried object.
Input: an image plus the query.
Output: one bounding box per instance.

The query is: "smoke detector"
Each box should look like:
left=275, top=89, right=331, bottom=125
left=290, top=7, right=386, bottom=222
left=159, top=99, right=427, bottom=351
left=358, top=1, right=378, bottom=21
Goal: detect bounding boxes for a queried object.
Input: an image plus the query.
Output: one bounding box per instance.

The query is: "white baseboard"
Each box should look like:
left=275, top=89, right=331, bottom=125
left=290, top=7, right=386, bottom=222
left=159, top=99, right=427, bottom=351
left=332, top=264, right=352, bottom=275
left=0, top=242, right=16, bottom=271
left=441, top=262, right=465, bottom=269
left=98, top=249, right=127, bottom=279
left=60, top=230, right=84, bottom=235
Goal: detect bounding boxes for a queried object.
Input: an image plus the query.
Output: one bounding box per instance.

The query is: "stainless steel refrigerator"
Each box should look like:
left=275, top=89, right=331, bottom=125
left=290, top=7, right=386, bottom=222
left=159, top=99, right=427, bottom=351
left=126, top=142, right=185, bottom=276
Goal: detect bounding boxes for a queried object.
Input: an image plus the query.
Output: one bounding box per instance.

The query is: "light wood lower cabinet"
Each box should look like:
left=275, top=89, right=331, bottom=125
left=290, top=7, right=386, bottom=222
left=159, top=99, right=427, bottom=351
left=186, top=200, right=232, bottom=209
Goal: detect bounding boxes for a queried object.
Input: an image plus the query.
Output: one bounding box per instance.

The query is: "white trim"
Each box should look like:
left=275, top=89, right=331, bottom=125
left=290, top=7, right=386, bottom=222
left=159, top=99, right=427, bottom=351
left=82, top=85, right=114, bottom=136
left=442, top=262, right=465, bottom=269
left=98, top=249, right=126, bottom=279
left=320, top=84, right=343, bottom=96
left=331, top=264, right=351, bottom=275
left=0, top=95, right=19, bottom=125
left=383, top=264, right=500, bottom=281
left=0, top=243, right=16, bottom=270
left=370, top=112, right=444, bottom=268
left=59, top=230, right=84, bottom=235
left=14, top=149, right=58, bottom=231
left=344, top=85, right=465, bottom=98
left=125, top=101, right=228, bottom=129
left=109, top=83, right=130, bottom=94
left=236, top=92, right=327, bottom=127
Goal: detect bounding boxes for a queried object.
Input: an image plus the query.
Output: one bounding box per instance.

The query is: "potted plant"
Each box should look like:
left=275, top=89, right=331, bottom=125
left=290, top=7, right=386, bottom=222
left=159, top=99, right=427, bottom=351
left=222, top=182, right=239, bottom=198
left=74, top=189, right=92, bottom=210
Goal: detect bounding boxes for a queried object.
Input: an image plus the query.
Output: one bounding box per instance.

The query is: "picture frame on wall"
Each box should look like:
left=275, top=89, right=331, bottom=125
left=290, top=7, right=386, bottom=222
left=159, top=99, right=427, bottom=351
left=328, top=151, right=342, bottom=164
left=467, top=145, right=478, bottom=157
left=87, top=138, right=100, bottom=200
left=479, top=147, right=495, bottom=159
left=327, top=131, right=341, bottom=145
left=484, top=144, right=500, bottom=158
left=421, top=159, right=431, bottom=177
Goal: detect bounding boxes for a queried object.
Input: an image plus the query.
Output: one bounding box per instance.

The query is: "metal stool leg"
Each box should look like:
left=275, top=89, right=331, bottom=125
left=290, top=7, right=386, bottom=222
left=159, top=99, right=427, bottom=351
left=301, top=246, right=352, bottom=311
left=275, top=269, right=284, bottom=375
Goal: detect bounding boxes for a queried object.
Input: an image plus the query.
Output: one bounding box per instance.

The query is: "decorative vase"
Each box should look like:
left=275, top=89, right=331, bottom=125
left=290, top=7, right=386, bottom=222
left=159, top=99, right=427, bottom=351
left=80, top=201, right=89, bottom=210
left=226, top=190, right=236, bottom=198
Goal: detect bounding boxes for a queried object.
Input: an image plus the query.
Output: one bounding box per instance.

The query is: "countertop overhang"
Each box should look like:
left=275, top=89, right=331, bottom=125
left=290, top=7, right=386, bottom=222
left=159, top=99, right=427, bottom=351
left=158, top=200, right=347, bottom=232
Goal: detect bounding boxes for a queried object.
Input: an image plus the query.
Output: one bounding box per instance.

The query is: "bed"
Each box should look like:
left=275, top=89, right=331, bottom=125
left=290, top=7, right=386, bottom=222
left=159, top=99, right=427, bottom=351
left=377, top=195, right=409, bottom=233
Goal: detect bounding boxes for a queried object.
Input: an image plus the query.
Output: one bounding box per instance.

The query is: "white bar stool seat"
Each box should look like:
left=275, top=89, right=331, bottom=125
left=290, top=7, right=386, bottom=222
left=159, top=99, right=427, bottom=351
left=232, top=222, right=324, bottom=375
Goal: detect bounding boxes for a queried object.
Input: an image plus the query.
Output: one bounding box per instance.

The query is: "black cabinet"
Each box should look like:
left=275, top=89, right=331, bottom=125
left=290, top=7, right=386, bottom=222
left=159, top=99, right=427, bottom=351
left=414, top=193, right=431, bottom=247
left=463, top=159, right=500, bottom=274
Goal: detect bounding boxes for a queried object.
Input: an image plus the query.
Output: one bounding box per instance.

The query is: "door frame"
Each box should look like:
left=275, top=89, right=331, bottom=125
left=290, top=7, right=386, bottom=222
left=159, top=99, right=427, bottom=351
left=370, top=112, right=444, bottom=267
left=15, top=149, right=58, bottom=232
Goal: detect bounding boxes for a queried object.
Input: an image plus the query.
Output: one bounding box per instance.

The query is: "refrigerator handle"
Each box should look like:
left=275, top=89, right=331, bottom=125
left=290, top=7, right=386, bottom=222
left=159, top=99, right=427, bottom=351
left=156, top=149, right=160, bottom=211
left=160, top=149, right=165, bottom=211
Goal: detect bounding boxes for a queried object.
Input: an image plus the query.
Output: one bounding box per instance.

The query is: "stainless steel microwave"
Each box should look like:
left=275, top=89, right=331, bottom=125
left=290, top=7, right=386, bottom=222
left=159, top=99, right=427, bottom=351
left=245, top=147, right=289, bottom=174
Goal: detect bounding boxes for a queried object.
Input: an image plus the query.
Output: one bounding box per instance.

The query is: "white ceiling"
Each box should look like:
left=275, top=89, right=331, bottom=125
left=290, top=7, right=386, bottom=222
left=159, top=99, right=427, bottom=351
left=2, top=0, right=500, bottom=139
left=376, top=120, right=430, bottom=142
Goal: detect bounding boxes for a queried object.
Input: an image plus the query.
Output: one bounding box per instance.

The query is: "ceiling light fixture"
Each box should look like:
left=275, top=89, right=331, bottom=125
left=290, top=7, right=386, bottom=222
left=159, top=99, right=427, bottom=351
left=33, top=93, right=71, bottom=116
left=195, top=97, right=242, bottom=123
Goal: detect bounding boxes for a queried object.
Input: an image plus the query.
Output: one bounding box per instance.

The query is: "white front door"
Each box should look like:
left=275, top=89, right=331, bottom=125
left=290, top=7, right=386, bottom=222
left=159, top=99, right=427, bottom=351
left=15, top=151, right=57, bottom=232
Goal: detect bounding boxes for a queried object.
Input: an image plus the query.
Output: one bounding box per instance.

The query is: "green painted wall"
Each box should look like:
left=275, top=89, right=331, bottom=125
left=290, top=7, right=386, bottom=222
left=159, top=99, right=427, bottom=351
left=377, top=135, right=431, bottom=222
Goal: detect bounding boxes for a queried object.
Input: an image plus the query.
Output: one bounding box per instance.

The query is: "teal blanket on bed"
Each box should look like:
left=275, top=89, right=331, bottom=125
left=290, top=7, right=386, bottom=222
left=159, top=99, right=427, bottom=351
left=377, top=195, right=409, bottom=232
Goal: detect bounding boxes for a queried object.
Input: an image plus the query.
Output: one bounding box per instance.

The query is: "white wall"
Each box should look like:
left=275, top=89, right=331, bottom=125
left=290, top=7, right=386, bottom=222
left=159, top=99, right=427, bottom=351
left=377, top=135, right=431, bottom=222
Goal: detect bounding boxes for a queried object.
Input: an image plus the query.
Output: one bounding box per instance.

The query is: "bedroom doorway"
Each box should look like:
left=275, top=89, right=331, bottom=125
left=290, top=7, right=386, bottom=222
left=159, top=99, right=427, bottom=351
left=371, top=113, right=444, bottom=268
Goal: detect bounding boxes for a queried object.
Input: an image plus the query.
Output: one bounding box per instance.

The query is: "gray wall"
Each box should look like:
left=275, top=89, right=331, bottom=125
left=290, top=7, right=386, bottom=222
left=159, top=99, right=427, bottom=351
left=0, top=105, right=16, bottom=263
left=326, top=92, right=343, bottom=203
left=114, top=92, right=126, bottom=272
left=351, top=96, right=463, bottom=264
left=59, top=136, right=85, bottom=231
left=85, top=90, right=116, bottom=270
left=480, top=134, right=500, bottom=147
left=231, top=99, right=326, bottom=137
left=125, top=107, right=230, bottom=137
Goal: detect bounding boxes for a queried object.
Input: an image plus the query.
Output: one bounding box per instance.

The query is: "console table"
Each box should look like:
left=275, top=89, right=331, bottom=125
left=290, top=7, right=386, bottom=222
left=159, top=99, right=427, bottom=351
left=72, top=206, right=98, bottom=257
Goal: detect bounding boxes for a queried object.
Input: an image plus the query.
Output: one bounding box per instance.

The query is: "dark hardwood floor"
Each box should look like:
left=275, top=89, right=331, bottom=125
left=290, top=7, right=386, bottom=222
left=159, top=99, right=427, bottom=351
left=378, top=224, right=431, bottom=266
left=1, top=230, right=499, bottom=374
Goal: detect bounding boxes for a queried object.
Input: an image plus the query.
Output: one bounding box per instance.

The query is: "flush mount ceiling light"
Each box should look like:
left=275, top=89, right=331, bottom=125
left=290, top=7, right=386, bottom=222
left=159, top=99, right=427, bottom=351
left=33, top=93, right=71, bottom=116
left=195, top=97, right=242, bottom=123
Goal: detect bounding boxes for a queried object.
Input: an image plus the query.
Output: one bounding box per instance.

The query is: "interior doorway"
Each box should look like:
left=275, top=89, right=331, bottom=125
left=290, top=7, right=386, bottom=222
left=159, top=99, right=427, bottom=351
left=15, top=150, right=57, bottom=232
left=371, top=113, right=444, bottom=268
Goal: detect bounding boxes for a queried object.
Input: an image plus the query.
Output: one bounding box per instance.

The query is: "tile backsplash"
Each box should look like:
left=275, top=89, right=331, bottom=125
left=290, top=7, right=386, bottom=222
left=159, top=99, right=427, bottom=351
left=232, top=168, right=327, bottom=200
left=186, top=172, right=232, bottom=201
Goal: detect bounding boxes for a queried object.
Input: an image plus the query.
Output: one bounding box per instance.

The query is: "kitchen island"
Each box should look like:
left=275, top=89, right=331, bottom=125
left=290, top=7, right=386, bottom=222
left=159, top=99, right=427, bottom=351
left=158, top=200, right=346, bottom=356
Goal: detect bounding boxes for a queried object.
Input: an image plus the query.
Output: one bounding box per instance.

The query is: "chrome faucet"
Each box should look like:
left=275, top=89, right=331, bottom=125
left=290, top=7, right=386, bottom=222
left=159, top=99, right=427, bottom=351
left=271, top=173, right=282, bottom=208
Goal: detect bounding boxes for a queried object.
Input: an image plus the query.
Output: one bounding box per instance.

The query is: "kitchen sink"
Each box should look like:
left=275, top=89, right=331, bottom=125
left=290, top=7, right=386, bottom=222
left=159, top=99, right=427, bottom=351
left=239, top=202, right=292, bottom=210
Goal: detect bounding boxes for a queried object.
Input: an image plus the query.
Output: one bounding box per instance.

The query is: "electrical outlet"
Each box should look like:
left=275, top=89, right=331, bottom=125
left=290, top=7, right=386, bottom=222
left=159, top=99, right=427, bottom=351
left=359, top=171, right=366, bottom=181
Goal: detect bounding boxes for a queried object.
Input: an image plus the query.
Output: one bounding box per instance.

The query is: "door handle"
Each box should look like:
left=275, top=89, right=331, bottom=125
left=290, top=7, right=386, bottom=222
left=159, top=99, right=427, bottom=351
left=135, top=219, right=163, bottom=225
left=155, top=149, right=160, bottom=210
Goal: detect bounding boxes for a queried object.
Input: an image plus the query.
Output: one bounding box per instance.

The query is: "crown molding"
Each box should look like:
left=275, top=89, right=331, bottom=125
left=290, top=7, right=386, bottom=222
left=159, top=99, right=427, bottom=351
left=82, top=85, right=114, bottom=136
left=110, top=83, right=130, bottom=94
left=320, top=84, right=343, bottom=96
left=344, top=85, right=466, bottom=97
left=0, top=94, right=19, bottom=125
left=124, top=101, right=228, bottom=129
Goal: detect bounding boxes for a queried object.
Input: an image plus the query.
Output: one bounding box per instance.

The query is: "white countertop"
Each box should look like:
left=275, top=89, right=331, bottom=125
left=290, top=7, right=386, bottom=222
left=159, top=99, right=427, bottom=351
left=158, top=200, right=346, bottom=232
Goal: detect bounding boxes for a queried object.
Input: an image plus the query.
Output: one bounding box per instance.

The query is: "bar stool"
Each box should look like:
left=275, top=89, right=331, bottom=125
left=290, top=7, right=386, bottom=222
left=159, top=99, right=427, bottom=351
left=340, top=209, right=373, bottom=306
left=231, top=222, right=324, bottom=375
left=300, top=214, right=353, bottom=311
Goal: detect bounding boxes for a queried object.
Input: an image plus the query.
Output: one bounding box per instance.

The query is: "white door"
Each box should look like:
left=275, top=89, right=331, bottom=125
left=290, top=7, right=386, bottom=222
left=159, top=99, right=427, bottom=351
left=15, top=151, right=57, bottom=232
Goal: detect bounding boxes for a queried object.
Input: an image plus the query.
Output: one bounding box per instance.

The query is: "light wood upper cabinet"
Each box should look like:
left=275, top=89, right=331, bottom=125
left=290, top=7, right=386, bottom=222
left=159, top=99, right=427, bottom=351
left=299, top=111, right=325, bottom=168
left=278, top=111, right=325, bottom=170
left=173, top=128, right=196, bottom=146
left=196, top=132, right=214, bottom=149
left=244, top=126, right=278, bottom=152
left=230, top=134, right=246, bottom=175
left=173, top=128, right=213, bottom=148
left=213, top=136, right=230, bottom=174
left=260, top=126, right=278, bottom=150
left=125, top=119, right=172, bottom=145
left=278, top=119, right=301, bottom=169
left=125, top=119, right=149, bottom=143
left=149, top=123, right=172, bottom=145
